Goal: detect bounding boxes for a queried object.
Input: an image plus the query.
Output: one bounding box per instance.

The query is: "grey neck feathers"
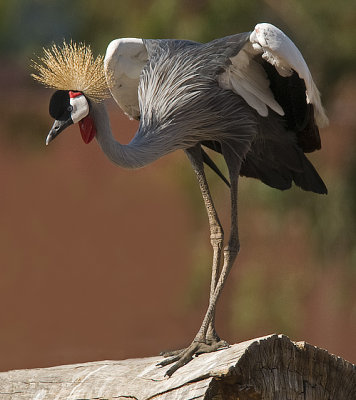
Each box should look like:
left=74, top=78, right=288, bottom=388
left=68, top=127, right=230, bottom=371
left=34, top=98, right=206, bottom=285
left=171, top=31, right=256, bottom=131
left=91, top=102, right=162, bottom=169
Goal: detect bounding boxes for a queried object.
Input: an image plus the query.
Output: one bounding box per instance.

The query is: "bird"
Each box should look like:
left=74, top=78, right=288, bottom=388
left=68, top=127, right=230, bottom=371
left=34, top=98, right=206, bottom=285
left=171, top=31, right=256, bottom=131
left=32, top=23, right=328, bottom=377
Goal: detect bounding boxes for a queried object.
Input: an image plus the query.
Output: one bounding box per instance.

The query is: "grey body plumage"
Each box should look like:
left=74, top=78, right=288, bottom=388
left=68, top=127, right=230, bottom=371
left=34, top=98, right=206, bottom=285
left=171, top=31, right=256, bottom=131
left=133, top=33, right=255, bottom=165
left=134, top=34, right=326, bottom=193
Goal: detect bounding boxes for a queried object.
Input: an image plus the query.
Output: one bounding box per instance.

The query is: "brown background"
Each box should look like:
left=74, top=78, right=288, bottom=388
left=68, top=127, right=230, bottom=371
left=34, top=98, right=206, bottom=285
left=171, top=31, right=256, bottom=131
left=0, top=49, right=356, bottom=370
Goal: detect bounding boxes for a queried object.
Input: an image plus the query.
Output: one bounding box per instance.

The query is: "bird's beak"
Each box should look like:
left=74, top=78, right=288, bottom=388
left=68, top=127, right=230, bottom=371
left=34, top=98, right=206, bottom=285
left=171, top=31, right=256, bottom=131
left=46, top=118, right=73, bottom=145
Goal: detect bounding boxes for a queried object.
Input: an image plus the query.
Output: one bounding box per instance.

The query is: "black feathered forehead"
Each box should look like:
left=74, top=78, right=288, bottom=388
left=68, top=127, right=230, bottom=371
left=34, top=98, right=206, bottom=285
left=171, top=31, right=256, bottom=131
left=49, top=90, right=90, bottom=120
left=49, top=90, right=70, bottom=120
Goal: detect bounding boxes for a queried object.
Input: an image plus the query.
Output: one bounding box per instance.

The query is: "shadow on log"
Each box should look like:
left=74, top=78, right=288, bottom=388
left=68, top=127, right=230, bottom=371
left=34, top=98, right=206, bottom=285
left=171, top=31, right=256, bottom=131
left=0, top=334, right=355, bottom=399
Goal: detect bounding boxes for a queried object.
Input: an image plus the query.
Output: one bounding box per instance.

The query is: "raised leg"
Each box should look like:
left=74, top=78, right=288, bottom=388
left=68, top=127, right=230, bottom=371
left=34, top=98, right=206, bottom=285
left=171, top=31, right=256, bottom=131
left=159, top=145, right=241, bottom=376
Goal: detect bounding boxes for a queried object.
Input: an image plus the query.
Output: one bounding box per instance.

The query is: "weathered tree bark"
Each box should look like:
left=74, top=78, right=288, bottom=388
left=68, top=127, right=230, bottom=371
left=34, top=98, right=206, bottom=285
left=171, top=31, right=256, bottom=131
left=0, top=334, right=355, bottom=399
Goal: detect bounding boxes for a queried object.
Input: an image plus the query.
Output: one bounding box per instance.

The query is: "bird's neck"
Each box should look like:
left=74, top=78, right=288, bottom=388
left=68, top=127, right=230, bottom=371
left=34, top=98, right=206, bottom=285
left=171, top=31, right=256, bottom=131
left=90, top=101, right=162, bottom=169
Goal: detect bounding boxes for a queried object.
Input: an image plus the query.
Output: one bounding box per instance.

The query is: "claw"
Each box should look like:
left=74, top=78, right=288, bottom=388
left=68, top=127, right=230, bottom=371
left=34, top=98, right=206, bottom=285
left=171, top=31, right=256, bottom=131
left=157, top=354, right=181, bottom=367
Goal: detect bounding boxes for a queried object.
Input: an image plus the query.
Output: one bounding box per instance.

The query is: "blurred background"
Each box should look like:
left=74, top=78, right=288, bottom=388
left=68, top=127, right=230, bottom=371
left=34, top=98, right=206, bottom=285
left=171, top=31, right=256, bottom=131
left=0, top=0, right=355, bottom=372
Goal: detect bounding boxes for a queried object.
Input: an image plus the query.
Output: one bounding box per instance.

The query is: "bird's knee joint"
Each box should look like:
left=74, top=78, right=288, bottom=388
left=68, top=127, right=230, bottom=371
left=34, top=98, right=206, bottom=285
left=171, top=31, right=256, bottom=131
left=210, top=225, right=223, bottom=238
left=210, top=231, right=224, bottom=248
left=224, top=243, right=240, bottom=259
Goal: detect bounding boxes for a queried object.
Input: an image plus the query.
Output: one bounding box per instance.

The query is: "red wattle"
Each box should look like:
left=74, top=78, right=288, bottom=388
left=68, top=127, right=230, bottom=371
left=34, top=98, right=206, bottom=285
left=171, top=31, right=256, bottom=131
left=69, top=91, right=82, bottom=98
left=79, top=115, right=96, bottom=144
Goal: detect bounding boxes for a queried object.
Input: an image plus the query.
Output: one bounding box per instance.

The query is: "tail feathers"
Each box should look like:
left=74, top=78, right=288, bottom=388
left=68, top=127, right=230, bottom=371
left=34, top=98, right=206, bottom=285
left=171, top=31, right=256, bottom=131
left=201, top=138, right=327, bottom=195
left=240, top=146, right=327, bottom=194
left=292, top=154, right=327, bottom=194
left=240, top=156, right=292, bottom=190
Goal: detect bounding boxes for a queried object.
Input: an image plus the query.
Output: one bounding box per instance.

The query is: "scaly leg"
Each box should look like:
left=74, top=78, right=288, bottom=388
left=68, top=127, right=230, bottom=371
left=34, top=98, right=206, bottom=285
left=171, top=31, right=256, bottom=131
left=160, top=145, right=224, bottom=359
left=186, top=145, right=225, bottom=342
left=159, top=145, right=241, bottom=376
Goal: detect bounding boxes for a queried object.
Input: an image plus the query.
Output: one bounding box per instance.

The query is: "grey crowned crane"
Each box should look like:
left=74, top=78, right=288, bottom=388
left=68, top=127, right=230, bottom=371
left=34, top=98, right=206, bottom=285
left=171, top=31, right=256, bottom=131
left=32, top=23, right=328, bottom=376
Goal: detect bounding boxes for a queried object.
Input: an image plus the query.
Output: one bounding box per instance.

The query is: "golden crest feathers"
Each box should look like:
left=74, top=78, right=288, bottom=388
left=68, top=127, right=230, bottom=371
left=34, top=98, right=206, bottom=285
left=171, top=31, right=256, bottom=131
left=31, top=41, right=110, bottom=102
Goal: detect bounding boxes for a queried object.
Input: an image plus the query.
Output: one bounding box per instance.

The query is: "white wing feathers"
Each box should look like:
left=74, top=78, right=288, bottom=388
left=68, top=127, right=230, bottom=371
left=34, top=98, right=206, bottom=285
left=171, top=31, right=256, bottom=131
left=104, top=24, right=327, bottom=128
left=104, top=38, right=148, bottom=119
left=219, top=23, right=328, bottom=128
left=218, top=44, right=285, bottom=117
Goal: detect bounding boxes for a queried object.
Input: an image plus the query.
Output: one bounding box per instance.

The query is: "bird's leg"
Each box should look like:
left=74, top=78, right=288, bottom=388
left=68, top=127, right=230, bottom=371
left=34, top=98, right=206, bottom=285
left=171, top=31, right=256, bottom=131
left=191, top=145, right=240, bottom=347
left=186, top=146, right=227, bottom=344
left=186, top=146, right=225, bottom=342
left=159, top=146, right=224, bottom=360
left=159, top=146, right=241, bottom=376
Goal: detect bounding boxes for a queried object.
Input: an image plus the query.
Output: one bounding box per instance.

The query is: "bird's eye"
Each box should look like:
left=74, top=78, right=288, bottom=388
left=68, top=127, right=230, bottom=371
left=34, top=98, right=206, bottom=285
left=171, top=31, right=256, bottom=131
left=67, top=105, right=73, bottom=112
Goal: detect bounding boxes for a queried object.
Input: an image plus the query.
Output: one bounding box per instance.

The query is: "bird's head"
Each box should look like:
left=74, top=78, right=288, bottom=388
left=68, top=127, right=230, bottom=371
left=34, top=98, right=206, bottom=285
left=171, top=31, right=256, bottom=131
left=31, top=41, right=109, bottom=145
left=47, top=89, right=95, bottom=145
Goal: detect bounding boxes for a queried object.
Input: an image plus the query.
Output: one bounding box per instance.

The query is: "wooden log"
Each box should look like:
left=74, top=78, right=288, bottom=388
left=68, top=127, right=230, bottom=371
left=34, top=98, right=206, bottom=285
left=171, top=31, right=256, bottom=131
left=0, top=334, right=355, bottom=399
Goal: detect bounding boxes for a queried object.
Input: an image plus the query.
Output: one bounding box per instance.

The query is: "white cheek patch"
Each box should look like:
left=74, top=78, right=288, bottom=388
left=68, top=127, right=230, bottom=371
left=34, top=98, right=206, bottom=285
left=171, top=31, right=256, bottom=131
left=70, top=95, right=89, bottom=124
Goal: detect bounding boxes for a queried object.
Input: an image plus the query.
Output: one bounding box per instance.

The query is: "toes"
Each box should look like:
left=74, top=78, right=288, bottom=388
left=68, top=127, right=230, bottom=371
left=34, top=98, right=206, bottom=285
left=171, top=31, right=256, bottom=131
left=165, top=344, right=199, bottom=377
left=157, top=340, right=230, bottom=376
left=159, top=348, right=185, bottom=358
left=194, top=340, right=229, bottom=355
left=157, top=354, right=181, bottom=367
left=194, top=342, right=215, bottom=355
left=217, top=339, right=230, bottom=349
left=157, top=343, right=198, bottom=369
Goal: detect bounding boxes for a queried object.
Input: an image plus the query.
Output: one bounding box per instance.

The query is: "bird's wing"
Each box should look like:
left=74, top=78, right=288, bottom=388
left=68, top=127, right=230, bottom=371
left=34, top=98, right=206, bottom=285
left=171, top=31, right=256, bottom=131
left=104, top=38, right=148, bottom=120
left=218, top=23, right=328, bottom=129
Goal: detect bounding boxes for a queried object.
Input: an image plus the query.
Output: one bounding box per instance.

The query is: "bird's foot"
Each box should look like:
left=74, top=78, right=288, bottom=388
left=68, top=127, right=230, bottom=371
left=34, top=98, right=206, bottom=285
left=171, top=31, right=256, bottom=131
left=159, top=331, right=224, bottom=358
left=158, top=338, right=229, bottom=377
